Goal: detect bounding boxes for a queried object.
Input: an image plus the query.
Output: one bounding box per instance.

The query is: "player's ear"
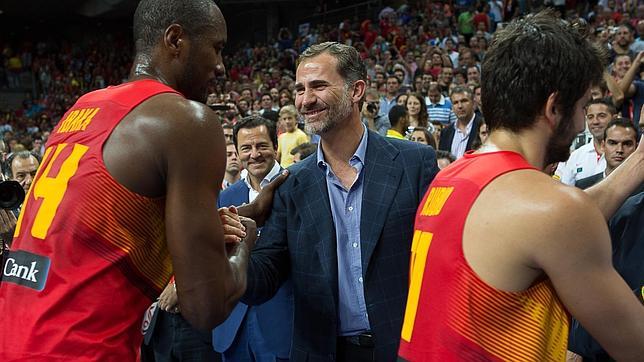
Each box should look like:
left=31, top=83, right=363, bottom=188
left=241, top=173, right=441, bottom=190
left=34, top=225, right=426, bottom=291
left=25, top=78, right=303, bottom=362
left=543, top=92, right=559, bottom=130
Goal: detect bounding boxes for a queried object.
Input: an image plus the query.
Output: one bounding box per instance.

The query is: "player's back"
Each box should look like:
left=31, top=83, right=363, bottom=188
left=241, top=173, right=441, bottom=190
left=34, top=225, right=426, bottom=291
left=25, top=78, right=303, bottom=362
left=0, top=80, right=178, bottom=360
left=399, top=151, right=570, bottom=361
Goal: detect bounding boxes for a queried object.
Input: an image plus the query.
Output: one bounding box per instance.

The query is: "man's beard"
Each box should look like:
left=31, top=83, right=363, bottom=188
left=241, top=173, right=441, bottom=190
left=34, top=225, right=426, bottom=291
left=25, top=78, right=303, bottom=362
left=544, top=115, right=579, bottom=166
left=303, top=89, right=353, bottom=135
left=179, top=50, right=209, bottom=103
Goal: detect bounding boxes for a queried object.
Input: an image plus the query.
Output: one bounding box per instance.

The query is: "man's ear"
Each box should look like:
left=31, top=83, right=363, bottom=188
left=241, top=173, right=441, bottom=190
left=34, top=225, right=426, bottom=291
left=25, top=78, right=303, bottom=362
left=352, top=80, right=367, bottom=103
left=543, top=92, right=560, bottom=131
left=164, top=24, right=185, bottom=57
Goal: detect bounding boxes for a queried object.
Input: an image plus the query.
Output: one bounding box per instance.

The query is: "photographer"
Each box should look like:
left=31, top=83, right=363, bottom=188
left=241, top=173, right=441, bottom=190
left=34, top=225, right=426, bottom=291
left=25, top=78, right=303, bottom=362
left=361, top=88, right=390, bottom=136
left=0, top=151, right=39, bottom=243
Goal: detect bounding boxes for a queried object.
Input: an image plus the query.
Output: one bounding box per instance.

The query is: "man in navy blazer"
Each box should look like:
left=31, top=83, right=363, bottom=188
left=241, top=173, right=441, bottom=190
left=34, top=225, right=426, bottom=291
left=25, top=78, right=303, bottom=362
left=242, top=43, right=438, bottom=361
left=213, top=116, right=293, bottom=361
left=438, top=86, right=482, bottom=158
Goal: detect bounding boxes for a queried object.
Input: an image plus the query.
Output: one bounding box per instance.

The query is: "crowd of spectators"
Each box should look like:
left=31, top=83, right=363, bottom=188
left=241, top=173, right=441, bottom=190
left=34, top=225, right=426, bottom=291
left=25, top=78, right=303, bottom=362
left=1, top=0, right=643, bottom=160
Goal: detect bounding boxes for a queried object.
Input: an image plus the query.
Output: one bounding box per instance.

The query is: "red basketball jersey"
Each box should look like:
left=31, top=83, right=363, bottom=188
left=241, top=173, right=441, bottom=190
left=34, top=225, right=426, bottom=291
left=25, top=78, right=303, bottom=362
left=398, top=151, right=570, bottom=361
left=0, top=80, right=179, bottom=361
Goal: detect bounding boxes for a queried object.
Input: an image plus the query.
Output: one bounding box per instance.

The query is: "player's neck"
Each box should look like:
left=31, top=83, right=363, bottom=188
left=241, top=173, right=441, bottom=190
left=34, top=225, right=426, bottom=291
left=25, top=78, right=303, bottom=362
left=479, top=128, right=547, bottom=169
left=129, top=54, right=172, bottom=87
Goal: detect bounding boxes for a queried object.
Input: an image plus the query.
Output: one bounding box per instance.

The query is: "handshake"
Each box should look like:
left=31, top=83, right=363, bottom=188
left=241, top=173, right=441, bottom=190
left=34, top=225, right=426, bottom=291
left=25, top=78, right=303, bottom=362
left=219, top=206, right=257, bottom=254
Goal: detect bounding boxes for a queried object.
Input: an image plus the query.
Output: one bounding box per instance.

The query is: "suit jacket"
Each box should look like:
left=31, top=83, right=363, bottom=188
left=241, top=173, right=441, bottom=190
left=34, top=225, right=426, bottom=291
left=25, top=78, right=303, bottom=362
left=438, top=114, right=482, bottom=154
left=574, top=172, right=604, bottom=190
left=213, top=179, right=294, bottom=358
left=242, top=130, right=438, bottom=361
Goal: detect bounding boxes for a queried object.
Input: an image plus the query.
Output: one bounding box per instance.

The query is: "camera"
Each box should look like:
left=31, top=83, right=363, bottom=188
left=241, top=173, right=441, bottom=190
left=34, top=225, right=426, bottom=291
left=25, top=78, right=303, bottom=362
left=209, top=104, right=230, bottom=111
left=0, top=180, right=25, bottom=210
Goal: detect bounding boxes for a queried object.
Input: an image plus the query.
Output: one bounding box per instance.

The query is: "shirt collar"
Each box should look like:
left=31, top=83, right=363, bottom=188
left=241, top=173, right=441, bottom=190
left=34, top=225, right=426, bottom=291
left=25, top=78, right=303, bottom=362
left=457, top=114, right=475, bottom=135
left=242, top=160, right=281, bottom=191
left=427, top=94, right=446, bottom=106
left=317, top=124, right=368, bottom=172
left=386, top=129, right=405, bottom=139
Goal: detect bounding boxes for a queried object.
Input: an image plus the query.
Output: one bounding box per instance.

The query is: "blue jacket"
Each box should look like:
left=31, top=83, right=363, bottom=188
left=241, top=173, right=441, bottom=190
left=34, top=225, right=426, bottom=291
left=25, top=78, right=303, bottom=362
left=213, top=178, right=294, bottom=358
left=242, top=130, right=438, bottom=361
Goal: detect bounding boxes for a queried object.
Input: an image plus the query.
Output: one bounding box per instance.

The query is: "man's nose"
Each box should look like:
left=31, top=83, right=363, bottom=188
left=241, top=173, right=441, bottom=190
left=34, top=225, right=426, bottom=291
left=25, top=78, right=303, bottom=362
left=250, top=147, right=261, bottom=158
left=300, top=89, right=316, bottom=107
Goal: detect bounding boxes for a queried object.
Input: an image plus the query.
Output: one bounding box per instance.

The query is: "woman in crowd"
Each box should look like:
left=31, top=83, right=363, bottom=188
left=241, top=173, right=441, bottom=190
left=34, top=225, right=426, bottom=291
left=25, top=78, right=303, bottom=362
left=406, top=93, right=429, bottom=130
left=409, top=127, right=437, bottom=149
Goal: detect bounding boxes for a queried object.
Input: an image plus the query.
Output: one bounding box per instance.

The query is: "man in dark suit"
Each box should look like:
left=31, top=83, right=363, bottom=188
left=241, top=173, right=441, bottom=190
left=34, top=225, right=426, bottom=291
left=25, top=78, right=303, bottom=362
left=438, top=86, right=481, bottom=158
left=242, top=42, right=438, bottom=361
left=569, top=189, right=644, bottom=360
left=575, top=118, right=639, bottom=190
left=214, top=116, right=293, bottom=361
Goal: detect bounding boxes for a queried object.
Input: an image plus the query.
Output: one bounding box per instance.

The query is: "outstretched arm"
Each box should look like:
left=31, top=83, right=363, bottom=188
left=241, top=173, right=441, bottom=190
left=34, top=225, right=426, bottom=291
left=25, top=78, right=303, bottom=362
left=585, top=136, right=644, bottom=219
left=163, top=102, right=251, bottom=330
left=531, top=190, right=644, bottom=361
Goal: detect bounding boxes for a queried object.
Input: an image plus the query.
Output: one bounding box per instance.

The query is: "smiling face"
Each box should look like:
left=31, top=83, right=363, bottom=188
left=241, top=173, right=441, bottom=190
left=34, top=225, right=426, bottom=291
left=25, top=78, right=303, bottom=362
left=294, top=53, right=354, bottom=135
left=614, top=55, right=632, bottom=78
left=236, top=125, right=277, bottom=183
left=585, top=103, right=612, bottom=141
left=406, top=95, right=422, bottom=117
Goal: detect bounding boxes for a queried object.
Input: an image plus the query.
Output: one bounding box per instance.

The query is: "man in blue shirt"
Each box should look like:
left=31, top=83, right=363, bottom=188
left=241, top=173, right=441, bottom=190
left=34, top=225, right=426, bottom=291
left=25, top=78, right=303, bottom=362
left=379, top=75, right=401, bottom=116
left=242, top=42, right=438, bottom=361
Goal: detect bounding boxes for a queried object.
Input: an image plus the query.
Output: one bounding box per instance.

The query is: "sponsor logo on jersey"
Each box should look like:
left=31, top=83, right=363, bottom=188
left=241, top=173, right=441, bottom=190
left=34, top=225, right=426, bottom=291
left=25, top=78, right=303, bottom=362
left=2, top=249, right=50, bottom=291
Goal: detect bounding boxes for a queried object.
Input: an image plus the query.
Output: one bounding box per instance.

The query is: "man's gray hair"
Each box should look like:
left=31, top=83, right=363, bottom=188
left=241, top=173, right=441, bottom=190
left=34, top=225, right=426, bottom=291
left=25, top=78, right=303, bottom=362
left=298, top=42, right=367, bottom=87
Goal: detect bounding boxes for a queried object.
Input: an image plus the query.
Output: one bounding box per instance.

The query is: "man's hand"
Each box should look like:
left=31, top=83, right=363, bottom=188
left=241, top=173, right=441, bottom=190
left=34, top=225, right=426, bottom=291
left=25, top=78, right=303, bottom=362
left=635, top=51, right=644, bottom=66
left=218, top=206, right=246, bottom=243
left=158, top=281, right=179, bottom=313
left=566, top=351, right=583, bottom=362
left=239, top=216, right=257, bottom=251
left=238, top=170, right=288, bottom=226
left=0, top=209, right=17, bottom=234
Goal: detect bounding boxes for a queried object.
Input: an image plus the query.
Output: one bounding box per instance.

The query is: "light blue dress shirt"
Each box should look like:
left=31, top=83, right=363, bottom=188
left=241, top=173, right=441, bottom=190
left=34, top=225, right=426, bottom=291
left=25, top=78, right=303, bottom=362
left=316, top=125, right=370, bottom=336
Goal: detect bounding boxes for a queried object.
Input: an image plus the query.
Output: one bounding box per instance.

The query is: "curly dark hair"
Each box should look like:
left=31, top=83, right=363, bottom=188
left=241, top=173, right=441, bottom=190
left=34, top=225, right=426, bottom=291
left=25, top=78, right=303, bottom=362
left=481, top=10, right=606, bottom=133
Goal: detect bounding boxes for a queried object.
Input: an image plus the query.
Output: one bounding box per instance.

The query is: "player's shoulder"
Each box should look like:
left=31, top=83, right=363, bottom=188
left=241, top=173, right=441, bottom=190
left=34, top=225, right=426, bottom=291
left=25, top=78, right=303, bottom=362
left=502, top=169, right=601, bottom=227
left=144, top=94, right=216, bottom=124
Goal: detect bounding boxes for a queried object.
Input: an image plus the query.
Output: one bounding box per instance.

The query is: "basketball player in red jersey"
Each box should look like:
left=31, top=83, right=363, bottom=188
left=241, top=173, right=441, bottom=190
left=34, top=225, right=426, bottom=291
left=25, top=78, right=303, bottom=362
left=399, top=11, right=644, bottom=361
left=0, top=0, right=285, bottom=360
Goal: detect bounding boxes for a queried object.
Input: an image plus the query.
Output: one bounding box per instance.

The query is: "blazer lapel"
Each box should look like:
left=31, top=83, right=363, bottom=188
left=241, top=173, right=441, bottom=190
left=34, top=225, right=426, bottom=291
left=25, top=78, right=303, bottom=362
left=360, top=132, right=402, bottom=271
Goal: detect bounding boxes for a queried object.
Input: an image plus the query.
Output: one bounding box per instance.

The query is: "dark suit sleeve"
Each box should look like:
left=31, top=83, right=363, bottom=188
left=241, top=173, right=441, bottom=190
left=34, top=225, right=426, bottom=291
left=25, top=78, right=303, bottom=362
left=438, top=126, right=451, bottom=152
left=419, top=145, right=439, bottom=197
left=241, top=182, right=291, bottom=305
left=465, top=116, right=481, bottom=151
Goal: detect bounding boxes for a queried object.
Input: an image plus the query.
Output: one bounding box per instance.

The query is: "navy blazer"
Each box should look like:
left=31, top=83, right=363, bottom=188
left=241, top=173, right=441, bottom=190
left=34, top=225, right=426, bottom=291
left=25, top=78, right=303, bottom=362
left=242, top=130, right=438, bottom=361
left=213, top=178, right=294, bottom=358
left=438, top=113, right=482, bottom=154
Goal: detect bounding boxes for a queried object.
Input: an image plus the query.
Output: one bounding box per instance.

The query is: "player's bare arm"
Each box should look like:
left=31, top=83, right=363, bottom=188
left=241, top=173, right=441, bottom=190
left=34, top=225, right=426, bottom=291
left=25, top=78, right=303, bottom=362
left=531, top=183, right=644, bottom=361
left=585, top=135, right=644, bottom=219
left=109, top=96, right=252, bottom=330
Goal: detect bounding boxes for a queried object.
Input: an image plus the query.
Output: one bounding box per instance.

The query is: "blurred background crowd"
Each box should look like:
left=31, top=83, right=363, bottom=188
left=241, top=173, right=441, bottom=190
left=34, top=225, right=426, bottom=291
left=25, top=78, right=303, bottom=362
left=0, top=0, right=643, bottom=167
